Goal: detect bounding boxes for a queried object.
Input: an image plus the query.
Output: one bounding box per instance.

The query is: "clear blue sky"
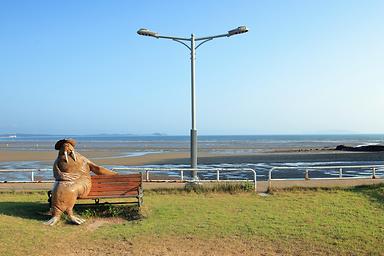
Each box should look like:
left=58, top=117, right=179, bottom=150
left=1, top=0, right=383, bottom=135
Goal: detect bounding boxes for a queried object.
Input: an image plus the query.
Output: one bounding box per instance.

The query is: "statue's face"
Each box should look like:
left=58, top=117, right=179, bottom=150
left=60, top=142, right=77, bottom=162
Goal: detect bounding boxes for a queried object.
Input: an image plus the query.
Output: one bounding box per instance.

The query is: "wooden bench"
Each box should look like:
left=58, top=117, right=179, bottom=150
left=48, top=174, right=143, bottom=207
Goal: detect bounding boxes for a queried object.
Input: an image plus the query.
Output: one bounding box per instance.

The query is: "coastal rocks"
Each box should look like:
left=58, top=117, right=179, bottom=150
left=335, top=144, right=384, bottom=152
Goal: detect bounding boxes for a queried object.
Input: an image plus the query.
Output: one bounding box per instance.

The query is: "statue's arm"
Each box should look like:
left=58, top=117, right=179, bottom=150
left=88, top=161, right=117, bottom=175
left=52, top=160, right=62, bottom=181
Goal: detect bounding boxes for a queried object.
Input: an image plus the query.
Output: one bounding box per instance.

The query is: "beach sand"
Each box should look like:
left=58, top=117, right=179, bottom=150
left=0, top=150, right=191, bottom=166
left=1, top=149, right=384, bottom=166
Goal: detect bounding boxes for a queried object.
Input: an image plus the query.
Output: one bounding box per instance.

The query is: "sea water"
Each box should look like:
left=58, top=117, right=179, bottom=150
left=1, top=134, right=384, bottom=181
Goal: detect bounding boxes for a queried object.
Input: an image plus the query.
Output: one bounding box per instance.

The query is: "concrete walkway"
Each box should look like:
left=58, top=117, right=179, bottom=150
left=0, top=178, right=382, bottom=193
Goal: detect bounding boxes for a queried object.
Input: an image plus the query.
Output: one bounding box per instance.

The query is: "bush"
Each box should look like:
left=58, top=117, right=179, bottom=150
left=75, top=204, right=142, bottom=220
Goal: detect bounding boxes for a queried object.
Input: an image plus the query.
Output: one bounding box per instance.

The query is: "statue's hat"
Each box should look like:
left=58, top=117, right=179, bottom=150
left=54, top=139, right=77, bottom=150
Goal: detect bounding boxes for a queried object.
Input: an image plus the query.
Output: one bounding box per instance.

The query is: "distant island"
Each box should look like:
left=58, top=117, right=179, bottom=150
left=0, top=133, right=168, bottom=138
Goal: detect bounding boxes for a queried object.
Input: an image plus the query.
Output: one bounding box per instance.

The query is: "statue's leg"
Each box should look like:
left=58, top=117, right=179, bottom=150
left=66, top=182, right=88, bottom=225
left=44, top=181, right=74, bottom=226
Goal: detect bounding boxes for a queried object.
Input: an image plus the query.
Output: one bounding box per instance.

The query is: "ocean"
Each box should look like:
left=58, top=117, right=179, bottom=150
left=1, top=134, right=384, bottom=181
left=2, top=133, right=384, bottom=151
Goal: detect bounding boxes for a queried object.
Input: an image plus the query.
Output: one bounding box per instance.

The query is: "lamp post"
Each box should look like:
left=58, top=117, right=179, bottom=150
left=137, top=26, right=249, bottom=180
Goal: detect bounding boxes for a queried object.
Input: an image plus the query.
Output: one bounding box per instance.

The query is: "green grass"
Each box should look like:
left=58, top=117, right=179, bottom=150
left=0, top=184, right=383, bottom=255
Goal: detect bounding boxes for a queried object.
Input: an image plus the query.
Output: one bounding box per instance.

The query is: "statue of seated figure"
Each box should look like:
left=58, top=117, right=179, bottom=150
left=44, top=139, right=117, bottom=226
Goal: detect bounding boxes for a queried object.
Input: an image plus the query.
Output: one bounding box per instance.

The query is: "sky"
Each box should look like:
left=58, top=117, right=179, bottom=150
left=0, top=0, right=383, bottom=135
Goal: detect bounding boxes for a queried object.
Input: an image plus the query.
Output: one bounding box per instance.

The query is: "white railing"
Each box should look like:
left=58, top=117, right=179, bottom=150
left=268, top=165, right=384, bottom=190
left=112, top=168, right=257, bottom=192
left=0, top=169, right=52, bottom=183
left=0, top=167, right=257, bottom=192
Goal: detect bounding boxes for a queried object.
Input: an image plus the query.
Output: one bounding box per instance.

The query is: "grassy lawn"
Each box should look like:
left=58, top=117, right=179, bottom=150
left=0, top=184, right=383, bottom=255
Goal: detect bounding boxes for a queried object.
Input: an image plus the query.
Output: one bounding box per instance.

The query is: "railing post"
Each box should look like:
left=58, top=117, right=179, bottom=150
left=140, top=171, right=144, bottom=181
left=268, top=168, right=272, bottom=191
left=31, top=171, right=34, bottom=182
left=216, top=169, right=220, bottom=181
left=181, top=170, right=184, bottom=181
left=304, top=169, right=309, bottom=180
left=339, top=168, right=343, bottom=179
left=253, top=170, right=257, bottom=192
left=146, top=170, right=149, bottom=182
left=372, top=168, right=376, bottom=179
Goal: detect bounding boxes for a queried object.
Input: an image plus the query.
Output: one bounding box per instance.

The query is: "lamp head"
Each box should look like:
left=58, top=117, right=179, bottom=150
left=228, top=26, right=249, bottom=36
left=137, top=28, right=158, bottom=37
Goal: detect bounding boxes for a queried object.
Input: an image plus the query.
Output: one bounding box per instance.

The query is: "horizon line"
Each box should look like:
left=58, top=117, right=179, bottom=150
left=1, top=132, right=384, bottom=137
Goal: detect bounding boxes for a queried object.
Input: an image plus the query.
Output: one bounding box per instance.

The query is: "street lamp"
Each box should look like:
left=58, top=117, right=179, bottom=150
left=137, top=26, right=249, bottom=180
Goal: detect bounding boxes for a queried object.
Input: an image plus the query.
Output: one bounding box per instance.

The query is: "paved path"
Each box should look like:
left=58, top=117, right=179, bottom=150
left=0, top=178, right=382, bottom=193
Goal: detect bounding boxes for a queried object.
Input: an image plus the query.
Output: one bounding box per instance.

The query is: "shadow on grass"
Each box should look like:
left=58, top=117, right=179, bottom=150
left=0, top=201, right=143, bottom=222
left=74, top=204, right=143, bottom=221
left=0, top=201, right=50, bottom=221
left=349, top=183, right=384, bottom=206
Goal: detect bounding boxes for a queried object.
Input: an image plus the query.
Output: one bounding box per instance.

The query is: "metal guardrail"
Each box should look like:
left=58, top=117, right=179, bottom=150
left=0, top=167, right=257, bottom=192
left=0, top=169, right=52, bottom=183
left=3, top=165, right=382, bottom=193
left=268, top=165, right=384, bottom=190
left=112, top=168, right=257, bottom=192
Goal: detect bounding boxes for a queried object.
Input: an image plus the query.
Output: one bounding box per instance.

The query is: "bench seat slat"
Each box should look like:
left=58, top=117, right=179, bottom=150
left=91, top=181, right=141, bottom=186
left=91, top=185, right=140, bottom=189
left=92, top=183, right=141, bottom=187
left=78, top=195, right=142, bottom=200
left=92, top=176, right=141, bottom=180
left=88, top=192, right=139, bottom=197
left=92, top=179, right=141, bottom=184
left=91, top=174, right=141, bottom=178
left=86, top=191, right=140, bottom=197
left=91, top=175, right=141, bottom=180
left=87, top=190, right=139, bottom=195
left=86, top=189, right=139, bottom=195
left=91, top=185, right=139, bottom=189
left=92, top=180, right=139, bottom=184
left=90, top=187, right=139, bottom=192
left=91, top=182, right=140, bottom=188
left=86, top=193, right=138, bottom=197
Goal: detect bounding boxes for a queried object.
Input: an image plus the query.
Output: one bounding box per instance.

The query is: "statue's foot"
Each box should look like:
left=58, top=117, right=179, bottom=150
left=44, top=216, right=60, bottom=226
left=69, top=215, right=86, bottom=225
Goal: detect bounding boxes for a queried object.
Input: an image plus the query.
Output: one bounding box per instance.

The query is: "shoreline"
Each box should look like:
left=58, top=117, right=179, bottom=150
left=1, top=149, right=384, bottom=167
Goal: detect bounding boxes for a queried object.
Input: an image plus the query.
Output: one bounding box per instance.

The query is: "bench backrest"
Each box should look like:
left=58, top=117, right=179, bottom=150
left=86, top=174, right=142, bottom=198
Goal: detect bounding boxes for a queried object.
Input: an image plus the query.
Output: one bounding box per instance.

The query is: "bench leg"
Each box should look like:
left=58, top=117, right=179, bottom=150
left=137, top=196, right=143, bottom=207
left=47, top=190, right=52, bottom=208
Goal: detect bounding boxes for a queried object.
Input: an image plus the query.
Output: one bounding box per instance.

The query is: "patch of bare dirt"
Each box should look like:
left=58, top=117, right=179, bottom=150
left=38, top=237, right=279, bottom=256
left=34, top=234, right=334, bottom=256
left=86, top=217, right=126, bottom=231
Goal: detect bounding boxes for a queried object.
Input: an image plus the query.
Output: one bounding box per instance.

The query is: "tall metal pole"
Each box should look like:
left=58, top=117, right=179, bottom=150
left=137, top=26, right=248, bottom=182
left=190, top=34, right=198, bottom=180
